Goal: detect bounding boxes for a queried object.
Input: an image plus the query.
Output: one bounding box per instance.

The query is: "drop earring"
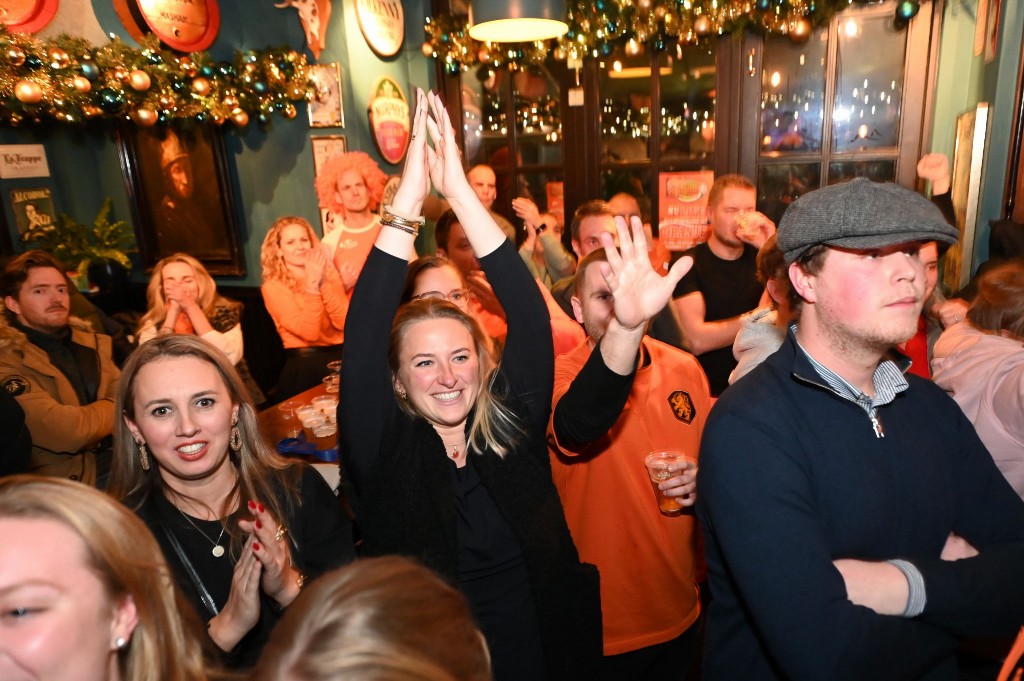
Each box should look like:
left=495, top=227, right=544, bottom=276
left=137, top=440, right=150, bottom=471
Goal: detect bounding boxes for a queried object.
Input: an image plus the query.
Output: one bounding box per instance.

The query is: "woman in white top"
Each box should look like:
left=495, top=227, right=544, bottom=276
left=137, top=253, right=265, bottom=404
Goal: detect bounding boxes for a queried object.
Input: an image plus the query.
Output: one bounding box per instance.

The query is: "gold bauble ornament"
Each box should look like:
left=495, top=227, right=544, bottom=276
left=223, top=95, right=239, bottom=109
left=73, top=75, right=92, bottom=93
left=48, top=48, right=70, bottom=69
left=288, top=84, right=306, bottom=101
left=477, top=47, right=491, bottom=62
left=625, top=38, right=642, bottom=56
left=128, top=69, right=151, bottom=91
left=789, top=17, right=812, bottom=43
left=694, top=15, right=713, bottom=35
left=230, top=109, right=250, bottom=127
left=211, top=113, right=225, bottom=125
left=113, top=66, right=130, bottom=82
left=178, top=56, right=197, bottom=76
left=7, top=47, right=25, bottom=67
left=83, top=105, right=103, bottom=119
left=421, top=41, right=434, bottom=58
left=14, top=80, right=43, bottom=104
left=131, top=108, right=158, bottom=126
left=159, top=94, right=174, bottom=108
left=192, top=77, right=212, bottom=95
left=283, top=104, right=297, bottom=119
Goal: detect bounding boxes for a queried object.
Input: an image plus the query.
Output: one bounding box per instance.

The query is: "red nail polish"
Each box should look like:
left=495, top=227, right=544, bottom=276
left=253, top=542, right=260, bottom=551
left=257, top=503, right=265, bottom=513
left=247, top=500, right=256, bottom=510
left=256, top=520, right=262, bottom=530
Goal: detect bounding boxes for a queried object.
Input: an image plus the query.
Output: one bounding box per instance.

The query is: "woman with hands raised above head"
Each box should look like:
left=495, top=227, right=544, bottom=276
left=108, top=334, right=355, bottom=670
left=340, top=90, right=601, bottom=681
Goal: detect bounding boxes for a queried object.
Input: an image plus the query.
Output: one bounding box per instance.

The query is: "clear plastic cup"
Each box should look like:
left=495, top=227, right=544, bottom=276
left=322, top=374, right=339, bottom=393
left=312, top=395, right=339, bottom=415
left=643, top=450, right=695, bottom=516
left=276, top=400, right=301, bottom=420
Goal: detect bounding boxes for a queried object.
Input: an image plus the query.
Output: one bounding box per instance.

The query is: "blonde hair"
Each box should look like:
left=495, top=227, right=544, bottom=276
left=108, top=334, right=301, bottom=559
left=314, top=151, right=388, bottom=217
left=138, top=253, right=232, bottom=332
left=255, top=557, right=491, bottom=681
left=0, top=476, right=211, bottom=681
left=707, top=174, right=755, bottom=208
left=260, top=216, right=321, bottom=290
left=388, top=299, right=522, bottom=458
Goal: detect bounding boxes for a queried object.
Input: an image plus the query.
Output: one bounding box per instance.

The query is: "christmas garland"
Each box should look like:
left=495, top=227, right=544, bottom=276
left=0, top=27, right=316, bottom=127
left=424, top=0, right=924, bottom=72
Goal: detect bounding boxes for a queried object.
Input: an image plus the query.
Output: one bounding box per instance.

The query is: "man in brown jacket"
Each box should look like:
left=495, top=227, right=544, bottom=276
left=0, top=250, right=118, bottom=486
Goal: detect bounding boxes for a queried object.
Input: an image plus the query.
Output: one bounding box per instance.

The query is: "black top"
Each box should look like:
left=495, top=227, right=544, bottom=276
left=672, top=242, right=761, bottom=395
left=137, top=465, right=355, bottom=670
left=341, top=241, right=602, bottom=681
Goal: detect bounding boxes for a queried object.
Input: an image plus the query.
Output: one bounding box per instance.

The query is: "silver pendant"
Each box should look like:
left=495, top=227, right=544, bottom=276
left=212, top=545, right=225, bottom=558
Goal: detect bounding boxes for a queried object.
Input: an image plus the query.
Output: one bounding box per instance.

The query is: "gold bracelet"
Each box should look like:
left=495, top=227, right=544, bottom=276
left=382, top=204, right=425, bottom=227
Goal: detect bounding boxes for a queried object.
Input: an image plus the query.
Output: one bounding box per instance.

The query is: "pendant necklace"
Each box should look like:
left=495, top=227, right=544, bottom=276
left=449, top=444, right=459, bottom=460
left=178, top=509, right=227, bottom=558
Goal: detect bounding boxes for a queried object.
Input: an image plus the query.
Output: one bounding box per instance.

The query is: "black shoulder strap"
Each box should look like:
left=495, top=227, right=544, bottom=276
left=157, top=519, right=220, bottom=619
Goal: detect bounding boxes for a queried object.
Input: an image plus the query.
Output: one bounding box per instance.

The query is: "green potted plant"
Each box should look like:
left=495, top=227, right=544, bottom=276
left=21, top=198, right=136, bottom=291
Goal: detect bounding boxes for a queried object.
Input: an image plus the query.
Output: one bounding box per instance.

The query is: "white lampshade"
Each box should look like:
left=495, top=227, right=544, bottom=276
left=468, top=0, right=568, bottom=43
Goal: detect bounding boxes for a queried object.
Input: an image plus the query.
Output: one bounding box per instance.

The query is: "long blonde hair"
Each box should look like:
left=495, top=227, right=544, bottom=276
left=108, top=334, right=301, bottom=558
left=138, top=253, right=231, bottom=332
left=260, top=216, right=321, bottom=291
left=388, top=299, right=522, bottom=458
left=0, top=476, right=211, bottom=681
left=255, top=557, right=491, bottom=681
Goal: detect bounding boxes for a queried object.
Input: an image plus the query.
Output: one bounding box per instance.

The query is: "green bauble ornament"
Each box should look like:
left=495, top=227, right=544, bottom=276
left=895, top=1, right=920, bottom=21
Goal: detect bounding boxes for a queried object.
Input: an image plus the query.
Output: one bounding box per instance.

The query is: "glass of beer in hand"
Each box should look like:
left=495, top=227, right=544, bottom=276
left=644, top=450, right=693, bottom=516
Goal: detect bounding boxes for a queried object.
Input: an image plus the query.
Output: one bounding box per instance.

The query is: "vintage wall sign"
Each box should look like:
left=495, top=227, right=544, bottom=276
left=368, top=76, right=409, bottom=165
left=275, top=0, right=332, bottom=59
left=113, top=0, right=220, bottom=52
left=0, top=0, right=59, bottom=33
left=0, top=144, right=50, bottom=179
left=356, top=0, right=403, bottom=58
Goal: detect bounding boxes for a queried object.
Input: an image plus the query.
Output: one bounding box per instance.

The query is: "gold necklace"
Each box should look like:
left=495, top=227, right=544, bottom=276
left=178, top=509, right=227, bottom=558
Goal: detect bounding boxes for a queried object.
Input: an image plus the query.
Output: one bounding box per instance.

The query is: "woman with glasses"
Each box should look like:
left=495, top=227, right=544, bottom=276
left=401, top=256, right=472, bottom=310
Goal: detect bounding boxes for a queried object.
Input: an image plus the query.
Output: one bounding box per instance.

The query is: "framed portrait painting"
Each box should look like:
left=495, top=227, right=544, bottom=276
left=308, top=63, right=344, bottom=128
left=116, top=124, right=245, bottom=276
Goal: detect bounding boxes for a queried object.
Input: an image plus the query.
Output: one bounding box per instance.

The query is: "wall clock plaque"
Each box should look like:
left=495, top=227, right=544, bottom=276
left=113, top=0, right=220, bottom=52
left=0, top=0, right=59, bottom=33
left=355, top=0, right=403, bottom=58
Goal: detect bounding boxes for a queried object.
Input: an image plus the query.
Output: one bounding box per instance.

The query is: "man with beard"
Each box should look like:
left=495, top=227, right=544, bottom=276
left=696, top=178, right=1024, bottom=681
left=0, top=251, right=118, bottom=486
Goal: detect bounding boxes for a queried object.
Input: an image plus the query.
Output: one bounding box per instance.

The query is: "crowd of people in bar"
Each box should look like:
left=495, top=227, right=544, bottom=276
left=1, top=91, right=1023, bottom=681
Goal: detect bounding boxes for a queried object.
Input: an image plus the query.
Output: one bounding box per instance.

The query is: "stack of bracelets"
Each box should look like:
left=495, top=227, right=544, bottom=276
left=381, top=204, right=425, bottom=236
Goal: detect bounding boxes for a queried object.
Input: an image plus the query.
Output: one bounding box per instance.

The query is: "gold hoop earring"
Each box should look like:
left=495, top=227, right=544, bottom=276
left=230, top=426, right=243, bottom=452
left=137, top=441, right=150, bottom=471
left=396, top=386, right=407, bottom=399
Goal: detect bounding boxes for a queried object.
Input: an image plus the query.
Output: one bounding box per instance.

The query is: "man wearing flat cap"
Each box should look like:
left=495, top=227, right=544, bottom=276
left=696, top=177, right=1024, bottom=681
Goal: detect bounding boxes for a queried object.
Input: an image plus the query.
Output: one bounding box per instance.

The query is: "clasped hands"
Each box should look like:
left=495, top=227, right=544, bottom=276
left=206, top=499, right=301, bottom=652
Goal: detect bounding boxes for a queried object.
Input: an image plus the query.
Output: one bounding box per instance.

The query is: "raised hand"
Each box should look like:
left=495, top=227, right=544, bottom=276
left=391, top=88, right=431, bottom=214
left=206, top=533, right=262, bottom=651
left=424, top=91, right=471, bottom=200
left=658, top=458, right=698, bottom=508
left=512, top=197, right=541, bottom=228
left=600, top=215, right=692, bottom=332
left=917, top=153, right=950, bottom=188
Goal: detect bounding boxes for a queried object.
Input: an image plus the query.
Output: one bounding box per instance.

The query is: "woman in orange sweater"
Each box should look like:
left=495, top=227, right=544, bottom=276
left=260, top=216, right=347, bottom=398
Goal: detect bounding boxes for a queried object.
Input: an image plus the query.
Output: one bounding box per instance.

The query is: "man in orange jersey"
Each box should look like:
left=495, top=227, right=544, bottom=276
left=548, top=216, right=709, bottom=680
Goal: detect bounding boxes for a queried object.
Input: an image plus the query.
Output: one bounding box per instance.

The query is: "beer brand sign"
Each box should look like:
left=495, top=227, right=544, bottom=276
left=659, top=170, right=714, bottom=252
left=356, top=0, right=404, bottom=58
left=0, top=144, right=49, bottom=179
left=0, top=0, right=59, bottom=33
left=368, top=76, right=409, bottom=165
left=114, top=0, right=221, bottom=52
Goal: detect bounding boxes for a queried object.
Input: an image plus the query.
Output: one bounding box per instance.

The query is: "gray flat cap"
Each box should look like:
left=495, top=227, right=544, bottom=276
left=777, top=177, right=960, bottom=264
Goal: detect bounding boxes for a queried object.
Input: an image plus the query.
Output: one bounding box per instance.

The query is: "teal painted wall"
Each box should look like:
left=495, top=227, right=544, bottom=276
left=0, top=0, right=435, bottom=286
left=929, top=0, right=1023, bottom=272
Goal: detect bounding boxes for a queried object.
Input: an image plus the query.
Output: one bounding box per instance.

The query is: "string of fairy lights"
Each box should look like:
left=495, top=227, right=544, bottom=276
left=0, top=27, right=316, bottom=127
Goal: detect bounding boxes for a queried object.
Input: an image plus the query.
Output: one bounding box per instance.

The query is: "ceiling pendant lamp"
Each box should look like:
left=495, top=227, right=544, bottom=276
left=468, top=0, right=569, bottom=43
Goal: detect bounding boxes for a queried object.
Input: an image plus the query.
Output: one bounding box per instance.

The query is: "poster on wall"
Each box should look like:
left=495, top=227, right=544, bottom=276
left=658, top=170, right=714, bottom=252
left=356, top=0, right=404, bottom=58
left=311, top=135, right=347, bottom=236
left=308, top=63, right=344, bottom=128
left=0, top=144, right=49, bottom=179
left=368, top=76, right=410, bottom=166
left=9, top=187, right=55, bottom=235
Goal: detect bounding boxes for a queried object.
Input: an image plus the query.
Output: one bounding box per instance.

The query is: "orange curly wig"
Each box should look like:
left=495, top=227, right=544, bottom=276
left=314, top=151, right=388, bottom=217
